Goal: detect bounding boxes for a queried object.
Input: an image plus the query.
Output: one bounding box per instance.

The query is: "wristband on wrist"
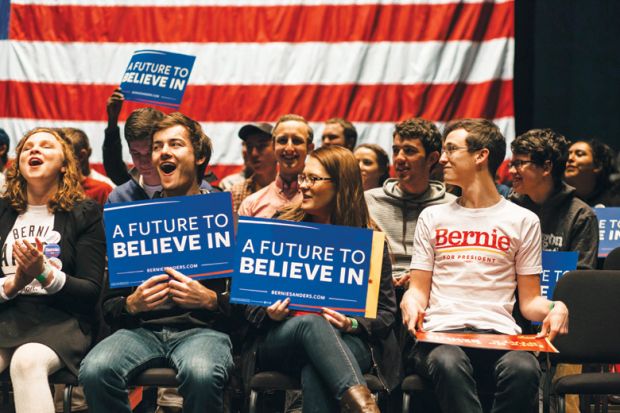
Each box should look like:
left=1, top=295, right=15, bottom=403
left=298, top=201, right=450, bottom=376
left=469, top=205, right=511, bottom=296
left=35, top=264, right=51, bottom=284
left=348, top=317, right=359, bottom=331
left=549, top=301, right=555, bottom=312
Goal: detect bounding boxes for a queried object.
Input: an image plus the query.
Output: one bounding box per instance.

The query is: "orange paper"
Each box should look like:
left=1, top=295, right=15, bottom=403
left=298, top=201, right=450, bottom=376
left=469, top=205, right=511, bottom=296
left=416, top=331, right=559, bottom=353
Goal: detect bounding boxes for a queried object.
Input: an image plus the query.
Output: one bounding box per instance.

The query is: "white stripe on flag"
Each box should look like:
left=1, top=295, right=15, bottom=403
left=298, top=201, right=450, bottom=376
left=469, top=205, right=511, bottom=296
left=1, top=39, right=514, bottom=85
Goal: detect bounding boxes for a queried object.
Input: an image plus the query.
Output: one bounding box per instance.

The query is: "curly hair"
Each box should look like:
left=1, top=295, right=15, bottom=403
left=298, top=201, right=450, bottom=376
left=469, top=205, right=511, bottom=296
left=511, top=128, right=569, bottom=186
left=278, top=146, right=371, bottom=228
left=393, top=118, right=442, bottom=157
left=3, top=128, right=84, bottom=213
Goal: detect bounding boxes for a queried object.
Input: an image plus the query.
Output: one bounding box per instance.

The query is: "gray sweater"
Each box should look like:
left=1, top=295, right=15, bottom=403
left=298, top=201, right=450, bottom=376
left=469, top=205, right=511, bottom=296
left=365, top=179, right=455, bottom=278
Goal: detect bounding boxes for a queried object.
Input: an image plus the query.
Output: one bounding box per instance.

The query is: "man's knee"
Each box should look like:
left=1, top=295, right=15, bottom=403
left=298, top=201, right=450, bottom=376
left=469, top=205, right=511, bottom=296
left=178, top=358, right=230, bottom=391
left=496, top=351, right=541, bottom=384
left=426, top=345, right=471, bottom=377
left=80, top=348, right=122, bottom=388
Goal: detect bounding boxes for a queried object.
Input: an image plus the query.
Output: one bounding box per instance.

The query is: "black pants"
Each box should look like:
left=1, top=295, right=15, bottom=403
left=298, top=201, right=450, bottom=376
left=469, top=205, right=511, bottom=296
left=411, top=341, right=541, bottom=413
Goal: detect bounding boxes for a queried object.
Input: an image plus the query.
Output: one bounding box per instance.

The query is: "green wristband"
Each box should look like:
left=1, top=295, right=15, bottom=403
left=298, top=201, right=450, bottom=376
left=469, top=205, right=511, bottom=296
left=36, top=265, right=50, bottom=284
left=349, top=317, right=359, bottom=331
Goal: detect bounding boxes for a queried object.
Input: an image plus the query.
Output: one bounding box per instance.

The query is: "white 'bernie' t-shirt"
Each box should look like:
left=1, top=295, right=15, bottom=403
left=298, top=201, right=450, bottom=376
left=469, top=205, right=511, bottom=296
left=410, top=198, right=542, bottom=335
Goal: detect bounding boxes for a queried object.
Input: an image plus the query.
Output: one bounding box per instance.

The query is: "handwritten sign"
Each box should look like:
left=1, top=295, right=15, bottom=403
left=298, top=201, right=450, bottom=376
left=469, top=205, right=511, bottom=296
left=120, top=50, right=195, bottom=108
left=416, top=331, right=558, bottom=353
left=104, top=193, right=234, bottom=288
left=595, top=207, right=620, bottom=257
left=230, top=217, right=385, bottom=318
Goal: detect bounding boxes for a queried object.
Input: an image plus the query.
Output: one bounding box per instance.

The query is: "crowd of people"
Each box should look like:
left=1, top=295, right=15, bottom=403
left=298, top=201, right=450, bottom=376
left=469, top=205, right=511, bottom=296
left=0, top=88, right=618, bottom=413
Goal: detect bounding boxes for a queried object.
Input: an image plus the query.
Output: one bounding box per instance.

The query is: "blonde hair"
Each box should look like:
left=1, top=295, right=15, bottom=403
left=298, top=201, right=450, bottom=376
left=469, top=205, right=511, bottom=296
left=278, top=146, right=371, bottom=228
left=4, top=128, right=84, bottom=213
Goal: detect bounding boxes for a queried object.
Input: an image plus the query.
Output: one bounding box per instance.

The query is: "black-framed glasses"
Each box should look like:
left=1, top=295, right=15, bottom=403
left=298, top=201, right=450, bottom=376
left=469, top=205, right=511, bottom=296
left=508, top=160, right=535, bottom=169
left=297, top=174, right=333, bottom=187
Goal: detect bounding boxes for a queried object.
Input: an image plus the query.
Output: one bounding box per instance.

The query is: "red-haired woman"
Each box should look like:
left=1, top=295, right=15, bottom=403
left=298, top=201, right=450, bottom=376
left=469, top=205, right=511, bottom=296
left=0, top=128, right=105, bottom=413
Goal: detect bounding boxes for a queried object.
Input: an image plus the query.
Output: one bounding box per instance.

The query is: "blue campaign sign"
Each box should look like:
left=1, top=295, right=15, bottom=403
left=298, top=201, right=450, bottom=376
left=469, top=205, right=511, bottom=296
left=230, top=217, right=385, bottom=318
left=120, top=50, right=195, bottom=108
left=540, top=251, right=578, bottom=300
left=594, top=207, right=620, bottom=257
left=104, top=193, right=234, bottom=288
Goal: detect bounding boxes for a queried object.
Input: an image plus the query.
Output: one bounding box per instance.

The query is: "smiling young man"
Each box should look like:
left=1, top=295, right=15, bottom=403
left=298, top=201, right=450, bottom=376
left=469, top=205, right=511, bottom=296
left=80, top=113, right=234, bottom=413
left=365, top=118, right=454, bottom=284
left=509, top=129, right=599, bottom=270
left=238, top=114, right=314, bottom=218
left=400, top=119, right=569, bottom=413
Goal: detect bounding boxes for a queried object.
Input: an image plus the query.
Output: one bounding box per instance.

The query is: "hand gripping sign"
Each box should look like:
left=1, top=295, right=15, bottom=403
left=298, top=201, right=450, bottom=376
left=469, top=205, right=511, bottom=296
left=230, top=217, right=385, bottom=318
left=120, top=50, right=196, bottom=109
left=104, top=193, right=234, bottom=288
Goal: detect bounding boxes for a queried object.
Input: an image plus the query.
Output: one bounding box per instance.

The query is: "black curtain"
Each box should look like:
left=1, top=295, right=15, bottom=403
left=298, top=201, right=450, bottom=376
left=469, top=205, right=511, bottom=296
left=515, top=0, right=620, bottom=151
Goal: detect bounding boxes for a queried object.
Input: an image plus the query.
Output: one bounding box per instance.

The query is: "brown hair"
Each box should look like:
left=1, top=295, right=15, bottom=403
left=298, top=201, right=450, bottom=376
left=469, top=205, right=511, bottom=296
left=273, top=114, right=314, bottom=144
left=279, top=146, right=371, bottom=228
left=394, top=118, right=442, bottom=157
left=4, top=128, right=84, bottom=213
left=153, top=112, right=212, bottom=181
left=125, top=107, right=165, bottom=143
left=443, top=119, right=506, bottom=177
left=354, top=143, right=390, bottom=186
left=325, top=117, right=357, bottom=149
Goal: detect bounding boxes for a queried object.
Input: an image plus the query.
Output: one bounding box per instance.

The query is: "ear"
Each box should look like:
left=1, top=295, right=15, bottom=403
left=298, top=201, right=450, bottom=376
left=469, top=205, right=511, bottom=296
left=0, top=144, right=7, bottom=157
left=78, top=148, right=89, bottom=162
left=475, top=148, right=490, bottom=168
left=541, top=160, right=553, bottom=177
left=308, top=142, right=315, bottom=152
left=426, top=151, right=440, bottom=169
left=195, top=156, right=206, bottom=167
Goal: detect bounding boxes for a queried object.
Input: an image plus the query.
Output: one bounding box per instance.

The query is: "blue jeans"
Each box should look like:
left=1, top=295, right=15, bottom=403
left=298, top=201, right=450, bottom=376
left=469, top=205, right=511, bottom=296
left=258, top=315, right=372, bottom=413
left=412, top=342, right=541, bottom=413
left=79, top=326, right=233, bottom=413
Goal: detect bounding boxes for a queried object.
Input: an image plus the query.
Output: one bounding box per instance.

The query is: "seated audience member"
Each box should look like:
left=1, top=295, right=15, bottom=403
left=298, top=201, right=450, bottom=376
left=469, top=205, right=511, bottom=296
left=509, top=129, right=599, bottom=269
left=60, top=127, right=113, bottom=206
left=80, top=113, right=234, bottom=413
left=238, top=114, right=314, bottom=218
left=246, top=146, right=400, bottom=413
left=104, top=89, right=165, bottom=201
left=0, top=128, right=105, bottom=413
left=0, top=127, right=10, bottom=194
left=353, top=143, right=390, bottom=191
left=509, top=129, right=599, bottom=413
left=365, top=119, right=455, bottom=285
left=229, top=123, right=276, bottom=213
left=401, top=119, right=569, bottom=413
left=219, top=141, right=252, bottom=191
left=321, top=118, right=357, bottom=151
left=565, top=138, right=620, bottom=207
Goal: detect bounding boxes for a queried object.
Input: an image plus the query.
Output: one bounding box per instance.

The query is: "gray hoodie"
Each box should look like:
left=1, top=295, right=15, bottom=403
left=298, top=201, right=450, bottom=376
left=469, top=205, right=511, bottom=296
left=365, top=179, right=455, bottom=278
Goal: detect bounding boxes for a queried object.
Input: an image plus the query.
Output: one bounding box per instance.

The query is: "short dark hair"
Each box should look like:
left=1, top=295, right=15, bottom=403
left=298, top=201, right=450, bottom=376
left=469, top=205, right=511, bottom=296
left=124, top=107, right=165, bottom=144
left=511, top=128, right=568, bottom=186
left=444, top=119, right=506, bottom=177
left=154, top=112, right=212, bottom=182
left=273, top=114, right=314, bottom=144
left=0, top=127, right=11, bottom=165
left=325, top=117, right=357, bottom=149
left=393, top=118, right=442, bottom=156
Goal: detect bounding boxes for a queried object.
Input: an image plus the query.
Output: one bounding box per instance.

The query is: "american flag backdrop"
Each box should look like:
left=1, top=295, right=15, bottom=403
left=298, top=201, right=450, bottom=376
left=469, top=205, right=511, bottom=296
left=0, top=0, right=514, bottom=180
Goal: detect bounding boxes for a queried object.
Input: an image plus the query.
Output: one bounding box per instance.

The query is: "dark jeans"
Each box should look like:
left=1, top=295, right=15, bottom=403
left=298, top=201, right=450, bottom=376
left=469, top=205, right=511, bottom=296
left=80, top=327, right=233, bottom=413
left=259, top=314, right=372, bottom=413
left=411, top=340, right=541, bottom=413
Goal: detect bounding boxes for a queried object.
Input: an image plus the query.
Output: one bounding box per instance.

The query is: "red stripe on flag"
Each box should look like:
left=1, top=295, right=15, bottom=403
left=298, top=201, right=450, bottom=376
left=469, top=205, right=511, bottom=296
left=1, top=80, right=514, bottom=122
left=10, top=2, right=513, bottom=43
